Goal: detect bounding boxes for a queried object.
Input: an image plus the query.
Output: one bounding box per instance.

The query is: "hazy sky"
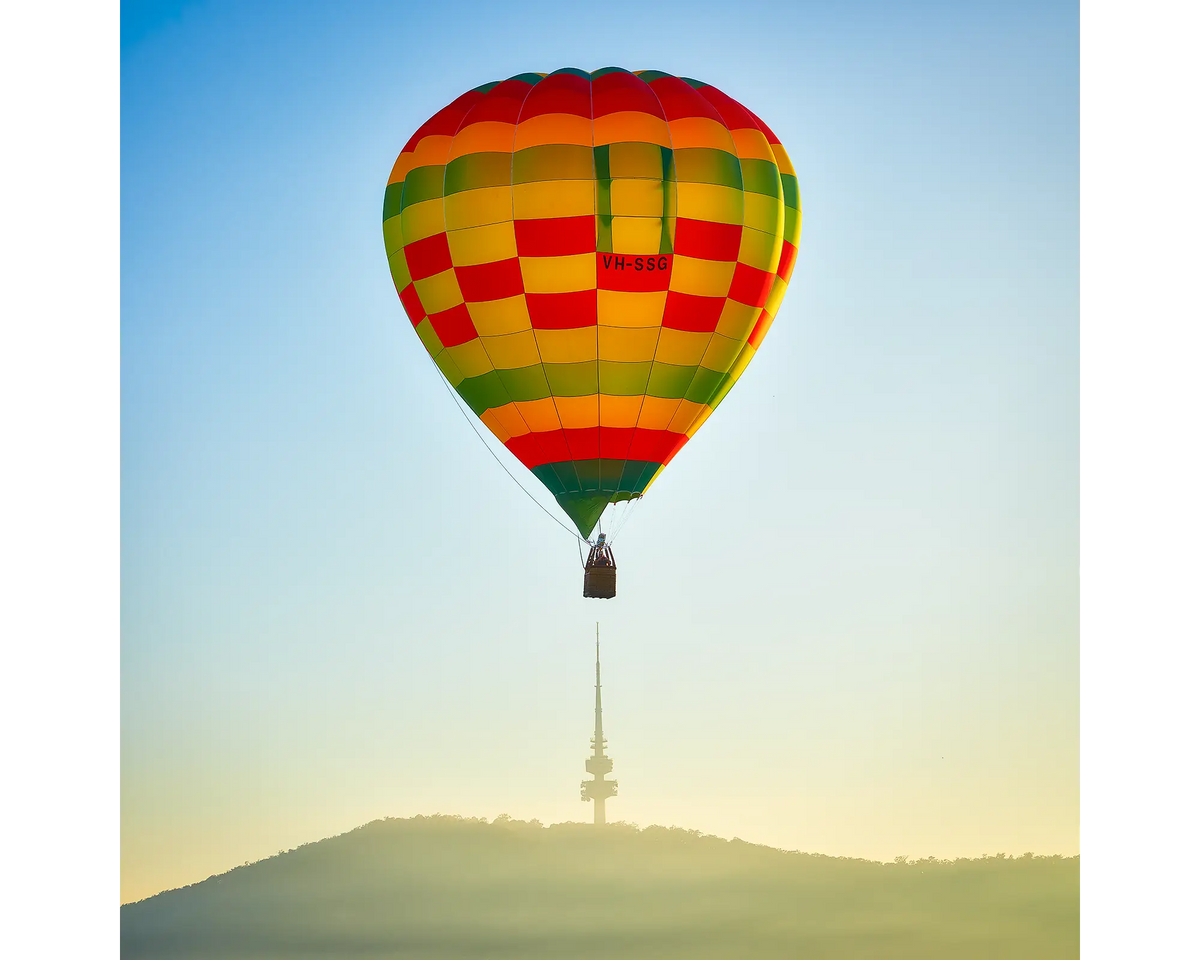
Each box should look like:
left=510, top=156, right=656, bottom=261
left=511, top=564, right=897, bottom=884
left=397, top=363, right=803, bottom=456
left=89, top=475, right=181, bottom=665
left=121, top=0, right=1078, bottom=903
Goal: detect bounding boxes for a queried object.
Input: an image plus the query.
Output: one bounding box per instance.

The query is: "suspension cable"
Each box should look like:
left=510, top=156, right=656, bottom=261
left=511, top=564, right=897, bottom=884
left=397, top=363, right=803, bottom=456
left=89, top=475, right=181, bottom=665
left=427, top=358, right=587, bottom=545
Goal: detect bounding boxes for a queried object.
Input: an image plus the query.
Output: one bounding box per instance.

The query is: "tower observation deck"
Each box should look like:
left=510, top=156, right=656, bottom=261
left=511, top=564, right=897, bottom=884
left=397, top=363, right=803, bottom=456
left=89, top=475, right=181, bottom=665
left=580, top=624, right=617, bottom=825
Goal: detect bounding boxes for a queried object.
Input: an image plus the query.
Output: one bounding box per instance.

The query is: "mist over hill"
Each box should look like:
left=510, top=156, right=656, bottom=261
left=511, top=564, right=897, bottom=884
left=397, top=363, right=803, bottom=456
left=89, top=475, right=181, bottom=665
left=121, top=816, right=1078, bottom=959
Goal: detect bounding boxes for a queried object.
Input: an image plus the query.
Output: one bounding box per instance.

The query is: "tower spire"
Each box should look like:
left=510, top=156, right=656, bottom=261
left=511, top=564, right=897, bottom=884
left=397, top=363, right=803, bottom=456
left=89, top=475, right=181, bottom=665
left=581, top=622, right=617, bottom=824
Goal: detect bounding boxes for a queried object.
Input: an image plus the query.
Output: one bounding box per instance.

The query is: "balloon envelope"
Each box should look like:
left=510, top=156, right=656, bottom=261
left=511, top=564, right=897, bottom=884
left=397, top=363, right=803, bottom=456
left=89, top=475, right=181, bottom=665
left=383, top=68, right=801, bottom=537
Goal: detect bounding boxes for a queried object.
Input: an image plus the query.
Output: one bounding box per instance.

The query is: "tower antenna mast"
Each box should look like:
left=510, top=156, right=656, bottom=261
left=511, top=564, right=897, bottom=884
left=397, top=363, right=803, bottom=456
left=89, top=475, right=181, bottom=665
left=580, top=622, right=617, bottom=824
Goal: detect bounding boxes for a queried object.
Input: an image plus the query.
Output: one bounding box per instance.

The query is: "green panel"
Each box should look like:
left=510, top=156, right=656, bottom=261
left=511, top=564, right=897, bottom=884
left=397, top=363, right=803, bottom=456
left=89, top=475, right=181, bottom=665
left=706, top=370, right=741, bottom=410
left=508, top=72, right=545, bottom=85
left=647, top=361, right=698, bottom=399
left=591, top=67, right=631, bottom=78
left=595, top=148, right=613, bottom=253
left=602, top=459, right=632, bottom=488
left=608, top=142, right=669, bottom=179
left=548, top=461, right=583, bottom=494
left=550, top=67, right=591, bottom=79
left=592, top=145, right=611, bottom=182
left=781, top=173, right=800, bottom=210
left=570, top=460, right=605, bottom=489
left=597, top=214, right=613, bottom=253
left=598, top=361, right=652, bottom=396
left=444, top=153, right=511, bottom=196
left=617, top=459, right=658, bottom=493
left=400, top=165, right=446, bottom=209
left=784, top=205, right=800, bottom=243
left=383, top=181, right=405, bottom=222
left=531, top=463, right=569, bottom=496
left=557, top=492, right=610, bottom=538
left=535, top=458, right=660, bottom=534
left=455, top=370, right=511, bottom=414
left=673, top=148, right=742, bottom=189
left=659, top=212, right=674, bottom=256
left=680, top=77, right=706, bottom=89
left=635, top=70, right=673, bottom=82
left=740, top=158, right=782, bottom=199
left=496, top=365, right=551, bottom=402
left=544, top=361, right=599, bottom=396
left=513, top=144, right=594, bottom=183
left=472, top=81, right=500, bottom=93
left=684, top=365, right=725, bottom=404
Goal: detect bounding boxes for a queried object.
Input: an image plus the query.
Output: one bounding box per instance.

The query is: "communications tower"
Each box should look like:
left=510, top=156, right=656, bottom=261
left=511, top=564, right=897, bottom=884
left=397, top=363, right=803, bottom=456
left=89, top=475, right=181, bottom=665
left=580, top=624, right=617, bottom=825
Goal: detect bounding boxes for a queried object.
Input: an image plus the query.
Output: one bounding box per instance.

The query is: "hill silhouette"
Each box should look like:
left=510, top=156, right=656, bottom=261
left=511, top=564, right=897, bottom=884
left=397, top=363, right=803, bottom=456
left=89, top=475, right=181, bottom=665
left=121, top=815, right=1078, bottom=959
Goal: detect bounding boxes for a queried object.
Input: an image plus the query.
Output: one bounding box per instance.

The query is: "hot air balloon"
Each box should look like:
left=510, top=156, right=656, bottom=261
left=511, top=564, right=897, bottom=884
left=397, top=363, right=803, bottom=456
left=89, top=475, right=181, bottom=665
left=383, top=68, right=801, bottom=597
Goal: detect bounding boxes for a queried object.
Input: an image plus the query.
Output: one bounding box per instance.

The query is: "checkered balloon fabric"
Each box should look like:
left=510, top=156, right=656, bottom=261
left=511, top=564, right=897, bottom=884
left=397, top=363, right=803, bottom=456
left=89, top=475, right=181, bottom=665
left=383, top=68, right=802, bottom=538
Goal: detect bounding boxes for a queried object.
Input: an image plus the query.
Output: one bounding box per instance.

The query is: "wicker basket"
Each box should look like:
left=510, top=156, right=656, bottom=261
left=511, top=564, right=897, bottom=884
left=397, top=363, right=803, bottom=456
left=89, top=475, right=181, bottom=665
left=583, top=564, right=617, bottom=599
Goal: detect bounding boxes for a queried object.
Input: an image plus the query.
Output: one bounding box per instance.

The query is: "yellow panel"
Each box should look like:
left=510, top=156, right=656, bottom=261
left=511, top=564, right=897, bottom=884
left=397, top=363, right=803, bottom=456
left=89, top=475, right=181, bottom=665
left=610, top=178, right=665, bottom=218
left=714, top=299, right=759, bottom=341
left=771, top=142, right=796, bottom=178
left=699, top=333, right=743, bottom=373
left=675, top=181, right=743, bottom=225
left=513, top=179, right=595, bottom=220
left=683, top=403, right=714, bottom=438
left=520, top=252, right=595, bottom=293
left=534, top=326, right=597, bottom=363
left=598, top=324, right=659, bottom=362
left=611, top=216, right=664, bottom=255
left=387, top=248, right=411, bottom=291
left=383, top=215, right=406, bottom=258
left=743, top=191, right=784, bottom=237
left=666, top=117, right=736, bottom=151
left=481, top=329, right=539, bottom=369
left=730, top=128, right=776, bottom=161
left=553, top=395, right=601, bottom=429
left=667, top=398, right=707, bottom=434
left=636, top=395, right=683, bottom=431
left=466, top=294, right=531, bottom=337
left=655, top=327, right=710, bottom=366
left=593, top=111, right=671, bottom=147
left=669, top=256, right=736, bottom=297
left=412, top=268, right=463, bottom=315
left=764, top=275, right=788, bottom=316
left=444, top=185, right=513, bottom=231
left=597, top=289, right=667, bottom=327
left=447, top=221, right=518, bottom=266
left=401, top=197, right=447, bottom=243
left=513, top=113, right=594, bottom=149
left=481, top=402, right=530, bottom=439
left=513, top=397, right=563, bottom=433
left=445, top=338, right=492, bottom=379
left=608, top=141, right=667, bottom=179
left=448, top=121, right=516, bottom=160
left=737, top=225, right=783, bottom=274
left=598, top=393, right=644, bottom=428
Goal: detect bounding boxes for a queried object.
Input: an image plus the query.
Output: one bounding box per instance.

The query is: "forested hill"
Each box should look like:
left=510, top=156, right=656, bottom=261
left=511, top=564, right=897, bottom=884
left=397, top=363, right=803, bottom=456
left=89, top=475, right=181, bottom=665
left=121, top=816, right=1079, bottom=959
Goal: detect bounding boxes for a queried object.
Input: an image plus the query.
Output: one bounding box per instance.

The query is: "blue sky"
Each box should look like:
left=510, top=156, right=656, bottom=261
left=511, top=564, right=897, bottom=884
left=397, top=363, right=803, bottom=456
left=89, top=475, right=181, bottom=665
left=121, top=0, right=1078, bottom=901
